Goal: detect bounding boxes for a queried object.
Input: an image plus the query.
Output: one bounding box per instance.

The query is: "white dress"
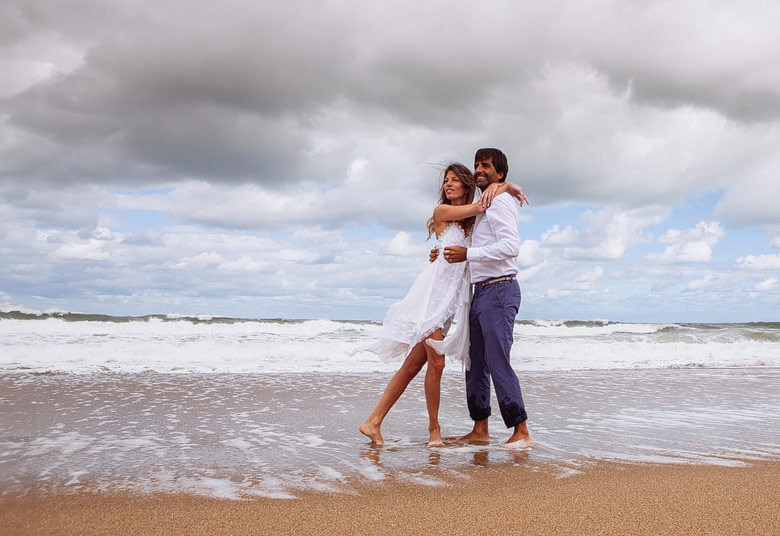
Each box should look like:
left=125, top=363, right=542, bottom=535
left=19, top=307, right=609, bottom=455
left=363, top=223, right=472, bottom=366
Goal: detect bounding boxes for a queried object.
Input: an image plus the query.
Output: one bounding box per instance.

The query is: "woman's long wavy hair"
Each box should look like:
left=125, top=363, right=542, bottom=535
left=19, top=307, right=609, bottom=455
left=426, top=162, right=477, bottom=239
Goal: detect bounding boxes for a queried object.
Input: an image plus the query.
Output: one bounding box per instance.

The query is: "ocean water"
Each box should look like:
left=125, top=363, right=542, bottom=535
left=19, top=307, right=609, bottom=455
left=1, top=311, right=778, bottom=374
left=1, top=311, right=779, bottom=499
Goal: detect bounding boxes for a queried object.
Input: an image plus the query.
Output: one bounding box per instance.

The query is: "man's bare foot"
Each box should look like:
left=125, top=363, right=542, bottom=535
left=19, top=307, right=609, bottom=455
left=457, top=430, right=490, bottom=445
left=504, top=433, right=532, bottom=446
left=500, top=438, right=533, bottom=450
left=458, top=419, right=490, bottom=444
left=359, top=422, right=384, bottom=447
left=504, top=421, right=531, bottom=446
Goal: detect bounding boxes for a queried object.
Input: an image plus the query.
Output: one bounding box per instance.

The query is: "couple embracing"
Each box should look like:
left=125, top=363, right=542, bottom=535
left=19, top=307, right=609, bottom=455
left=359, top=148, right=533, bottom=450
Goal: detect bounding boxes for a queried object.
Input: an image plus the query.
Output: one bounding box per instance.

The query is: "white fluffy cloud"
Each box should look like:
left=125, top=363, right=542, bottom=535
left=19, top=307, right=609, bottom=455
left=648, top=221, right=725, bottom=263
left=562, top=206, right=668, bottom=260
left=736, top=254, right=780, bottom=270
left=754, top=278, right=778, bottom=291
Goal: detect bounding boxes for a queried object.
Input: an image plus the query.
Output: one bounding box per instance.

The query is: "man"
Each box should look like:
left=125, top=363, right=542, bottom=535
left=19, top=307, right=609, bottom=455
left=441, top=147, right=532, bottom=449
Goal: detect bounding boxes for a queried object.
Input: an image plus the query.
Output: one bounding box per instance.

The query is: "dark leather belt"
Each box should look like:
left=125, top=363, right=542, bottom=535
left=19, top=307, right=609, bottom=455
left=478, top=275, right=516, bottom=288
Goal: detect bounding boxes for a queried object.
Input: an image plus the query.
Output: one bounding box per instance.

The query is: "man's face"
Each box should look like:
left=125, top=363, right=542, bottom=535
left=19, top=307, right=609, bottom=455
left=474, top=157, right=503, bottom=189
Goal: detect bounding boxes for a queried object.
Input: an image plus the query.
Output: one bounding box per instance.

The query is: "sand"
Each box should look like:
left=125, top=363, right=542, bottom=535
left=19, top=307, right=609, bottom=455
left=3, top=370, right=779, bottom=534
left=2, top=461, right=778, bottom=536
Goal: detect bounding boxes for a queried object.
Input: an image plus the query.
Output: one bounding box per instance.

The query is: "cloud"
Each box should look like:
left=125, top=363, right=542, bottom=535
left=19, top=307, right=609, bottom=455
left=0, top=29, right=84, bottom=98
left=736, top=253, right=780, bottom=270
left=517, top=239, right=549, bottom=268
left=542, top=224, right=578, bottom=246
left=386, top=232, right=424, bottom=257
left=713, top=153, right=780, bottom=227
left=754, top=278, right=778, bottom=291
left=573, top=1, right=780, bottom=122
left=2, top=1, right=779, bottom=214
left=2, top=0, right=780, bottom=321
left=686, top=274, right=721, bottom=291
left=562, top=206, right=667, bottom=260
left=647, top=221, right=725, bottom=263
left=576, top=265, right=605, bottom=284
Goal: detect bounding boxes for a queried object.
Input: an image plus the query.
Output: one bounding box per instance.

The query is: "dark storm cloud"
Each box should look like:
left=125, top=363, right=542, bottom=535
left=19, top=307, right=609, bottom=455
left=0, top=0, right=554, bottom=192
left=2, top=1, right=356, bottom=188
left=570, top=1, right=780, bottom=123
left=2, top=0, right=780, bottom=223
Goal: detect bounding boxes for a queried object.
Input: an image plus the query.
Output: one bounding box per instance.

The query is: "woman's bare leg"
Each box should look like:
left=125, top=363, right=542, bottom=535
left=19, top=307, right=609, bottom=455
left=359, top=343, right=427, bottom=446
left=424, top=329, right=446, bottom=446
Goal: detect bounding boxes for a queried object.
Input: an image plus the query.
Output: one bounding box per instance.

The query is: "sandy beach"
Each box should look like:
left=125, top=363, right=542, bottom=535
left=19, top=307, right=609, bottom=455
left=2, top=461, right=778, bottom=535
left=2, top=368, right=779, bottom=534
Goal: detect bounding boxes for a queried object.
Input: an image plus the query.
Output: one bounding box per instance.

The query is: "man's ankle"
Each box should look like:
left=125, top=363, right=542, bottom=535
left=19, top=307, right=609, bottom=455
left=473, top=418, right=489, bottom=434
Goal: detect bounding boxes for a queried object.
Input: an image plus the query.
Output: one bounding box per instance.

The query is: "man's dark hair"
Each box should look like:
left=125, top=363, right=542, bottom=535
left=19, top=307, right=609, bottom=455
left=474, top=148, right=509, bottom=182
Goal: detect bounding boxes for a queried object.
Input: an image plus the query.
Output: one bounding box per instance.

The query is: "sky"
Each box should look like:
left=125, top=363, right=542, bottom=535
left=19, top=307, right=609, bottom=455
left=1, top=0, right=779, bottom=323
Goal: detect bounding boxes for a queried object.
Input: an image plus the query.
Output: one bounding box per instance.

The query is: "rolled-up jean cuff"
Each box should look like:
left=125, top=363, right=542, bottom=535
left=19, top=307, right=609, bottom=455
left=469, top=408, right=491, bottom=422
left=503, top=410, right=528, bottom=428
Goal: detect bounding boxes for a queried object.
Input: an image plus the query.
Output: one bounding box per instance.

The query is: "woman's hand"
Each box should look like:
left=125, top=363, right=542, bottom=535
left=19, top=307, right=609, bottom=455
left=477, top=182, right=503, bottom=208
left=506, top=183, right=530, bottom=206
left=478, top=182, right=530, bottom=208
left=443, top=246, right=467, bottom=263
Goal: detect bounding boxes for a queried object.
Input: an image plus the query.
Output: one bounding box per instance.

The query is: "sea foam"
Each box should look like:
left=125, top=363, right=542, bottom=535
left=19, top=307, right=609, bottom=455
left=1, top=312, right=778, bottom=374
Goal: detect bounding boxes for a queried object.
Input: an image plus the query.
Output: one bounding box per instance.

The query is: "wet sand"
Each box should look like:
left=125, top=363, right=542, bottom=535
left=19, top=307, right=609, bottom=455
left=2, top=369, right=780, bottom=497
left=2, top=461, right=778, bottom=535
left=2, top=368, right=779, bottom=534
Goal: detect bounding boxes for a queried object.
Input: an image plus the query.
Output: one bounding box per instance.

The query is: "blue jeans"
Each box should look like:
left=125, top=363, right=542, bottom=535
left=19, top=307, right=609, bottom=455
left=466, top=278, right=527, bottom=428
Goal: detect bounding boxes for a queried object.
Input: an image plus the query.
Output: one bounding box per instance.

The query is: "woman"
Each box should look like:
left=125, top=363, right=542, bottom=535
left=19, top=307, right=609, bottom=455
left=358, top=163, right=486, bottom=447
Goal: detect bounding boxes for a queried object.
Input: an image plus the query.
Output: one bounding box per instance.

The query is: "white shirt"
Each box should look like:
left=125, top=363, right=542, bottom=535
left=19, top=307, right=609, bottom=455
left=466, top=192, right=520, bottom=283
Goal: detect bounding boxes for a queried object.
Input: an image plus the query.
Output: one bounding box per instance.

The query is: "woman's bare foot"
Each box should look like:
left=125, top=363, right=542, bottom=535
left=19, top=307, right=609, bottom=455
left=359, top=422, right=384, bottom=447
left=428, top=426, right=443, bottom=447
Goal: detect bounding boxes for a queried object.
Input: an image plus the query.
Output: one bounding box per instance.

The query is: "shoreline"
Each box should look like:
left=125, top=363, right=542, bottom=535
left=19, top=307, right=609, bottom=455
left=3, top=368, right=779, bottom=502
left=2, top=461, right=778, bottom=535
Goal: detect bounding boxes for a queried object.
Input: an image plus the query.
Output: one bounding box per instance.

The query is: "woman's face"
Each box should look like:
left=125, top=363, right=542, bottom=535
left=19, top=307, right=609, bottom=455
left=443, top=170, right=467, bottom=203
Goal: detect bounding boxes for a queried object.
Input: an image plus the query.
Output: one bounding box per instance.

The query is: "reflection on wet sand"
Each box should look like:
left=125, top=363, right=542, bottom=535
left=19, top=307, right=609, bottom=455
left=1, top=368, right=778, bottom=498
